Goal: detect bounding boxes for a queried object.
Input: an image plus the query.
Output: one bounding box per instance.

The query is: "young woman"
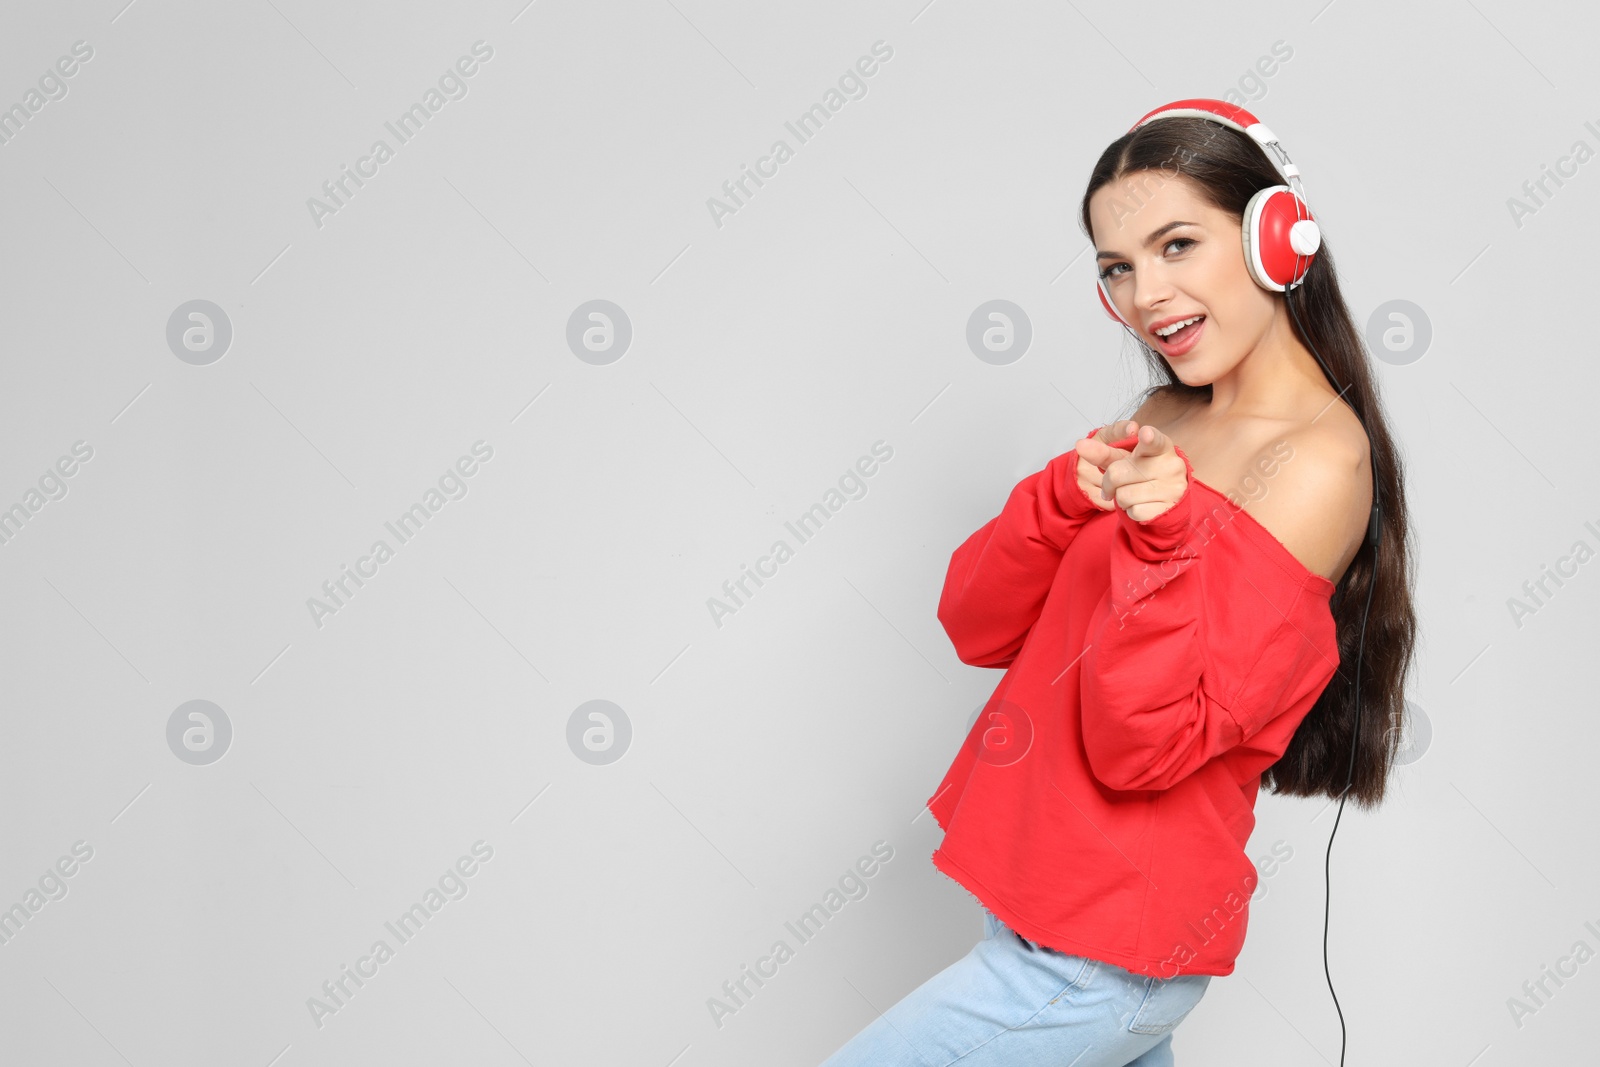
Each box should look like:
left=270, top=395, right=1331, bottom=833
left=819, top=100, right=1416, bottom=1067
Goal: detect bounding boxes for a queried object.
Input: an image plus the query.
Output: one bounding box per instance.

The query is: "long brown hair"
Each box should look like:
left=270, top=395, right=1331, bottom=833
left=1078, top=116, right=1418, bottom=808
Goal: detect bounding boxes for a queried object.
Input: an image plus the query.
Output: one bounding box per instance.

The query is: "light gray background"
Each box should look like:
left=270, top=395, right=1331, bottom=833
left=0, top=0, right=1592, bottom=1064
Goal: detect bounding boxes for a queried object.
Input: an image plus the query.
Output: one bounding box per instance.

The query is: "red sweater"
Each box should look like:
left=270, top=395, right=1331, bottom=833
left=927, top=428, right=1340, bottom=978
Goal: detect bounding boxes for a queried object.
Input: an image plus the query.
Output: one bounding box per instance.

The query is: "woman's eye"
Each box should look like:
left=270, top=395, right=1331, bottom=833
left=1098, top=238, right=1194, bottom=280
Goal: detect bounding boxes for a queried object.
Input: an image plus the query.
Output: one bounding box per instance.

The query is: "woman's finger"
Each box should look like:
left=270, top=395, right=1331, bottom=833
left=1127, top=423, right=1173, bottom=459
left=1078, top=421, right=1140, bottom=470
left=1100, top=425, right=1175, bottom=495
left=1092, top=419, right=1138, bottom=444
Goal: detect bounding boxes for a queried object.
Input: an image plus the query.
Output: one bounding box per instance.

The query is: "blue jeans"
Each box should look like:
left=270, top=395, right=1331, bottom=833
left=819, top=909, right=1211, bottom=1066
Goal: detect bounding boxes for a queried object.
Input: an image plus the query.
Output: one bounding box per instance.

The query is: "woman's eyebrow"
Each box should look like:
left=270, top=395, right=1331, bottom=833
left=1096, top=220, right=1197, bottom=260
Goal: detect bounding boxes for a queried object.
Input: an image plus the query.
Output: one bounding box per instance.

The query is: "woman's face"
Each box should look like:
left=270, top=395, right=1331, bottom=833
left=1088, top=172, right=1277, bottom=385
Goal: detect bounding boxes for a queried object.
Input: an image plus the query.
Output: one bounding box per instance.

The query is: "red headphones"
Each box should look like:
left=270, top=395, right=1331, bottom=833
left=1095, top=98, right=1323, bottom=330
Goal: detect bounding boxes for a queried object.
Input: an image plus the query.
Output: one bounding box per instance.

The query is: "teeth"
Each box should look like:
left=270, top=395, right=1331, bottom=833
left=1155, top=315, right=1202, bottom=338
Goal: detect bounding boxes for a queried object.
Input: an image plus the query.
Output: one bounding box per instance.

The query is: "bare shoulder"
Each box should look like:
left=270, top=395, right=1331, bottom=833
left=1129, top=384, right=1188, bottom=426
left=1244, top=408, right=1372, bottom=584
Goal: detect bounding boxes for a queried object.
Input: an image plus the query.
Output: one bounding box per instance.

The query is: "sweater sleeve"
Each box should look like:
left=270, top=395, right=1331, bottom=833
left=937, top=429, right=1106, bottom=669
left=1078, top=448, right=1341, bottom=791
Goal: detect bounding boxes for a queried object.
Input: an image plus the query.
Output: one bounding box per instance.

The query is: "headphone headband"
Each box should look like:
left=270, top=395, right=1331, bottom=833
left=1128, top=98, right=1301, bottom=185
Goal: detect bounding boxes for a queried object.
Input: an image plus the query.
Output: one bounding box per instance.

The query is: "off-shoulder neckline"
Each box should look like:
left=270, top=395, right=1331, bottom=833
left=1077, top=429, right=1339, bottom=597
left=1185, top=476, right=1337, bottom=597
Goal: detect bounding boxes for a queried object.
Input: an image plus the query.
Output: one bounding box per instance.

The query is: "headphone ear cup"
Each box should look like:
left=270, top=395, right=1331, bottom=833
left=1096, top=274, right=1132, bottom=327
left=1243, top=185, right=1318, bottom=291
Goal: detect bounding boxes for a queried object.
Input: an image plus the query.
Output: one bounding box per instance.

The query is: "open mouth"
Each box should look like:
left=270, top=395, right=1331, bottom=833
left=1153, top=316, right=1205, bottom=353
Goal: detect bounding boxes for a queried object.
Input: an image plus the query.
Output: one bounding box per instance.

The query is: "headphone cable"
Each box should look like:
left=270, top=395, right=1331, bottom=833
left=1285, top=280, right=1381, bottom=1067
